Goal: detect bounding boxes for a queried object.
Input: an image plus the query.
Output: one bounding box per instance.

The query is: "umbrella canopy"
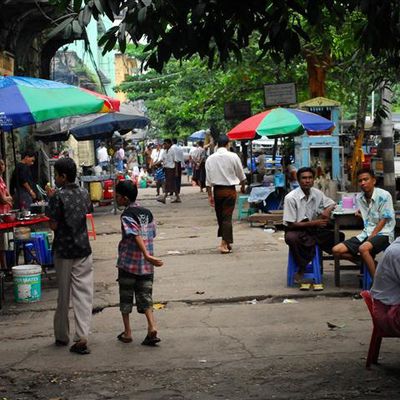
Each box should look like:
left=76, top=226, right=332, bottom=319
left=227, top=108, right=335, bottom=140
left=34, top=113, right=150, bottom=142
left=188, top=129, right=206, bottom=141
left=0, top=76, right=119, bottom=130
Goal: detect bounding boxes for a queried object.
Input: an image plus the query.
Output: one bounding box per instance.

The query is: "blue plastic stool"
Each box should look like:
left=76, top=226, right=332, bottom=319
left=287, top=245, right=322, bottom=287
left=362, top=263, right=373, bottom=290
left=237, top=195, right=256, bottom=220
left=14, top=237, right=47, bottom=265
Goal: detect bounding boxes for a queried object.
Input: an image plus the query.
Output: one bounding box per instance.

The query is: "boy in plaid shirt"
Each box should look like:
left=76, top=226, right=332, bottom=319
left=115, top=180, right=163, bottom=345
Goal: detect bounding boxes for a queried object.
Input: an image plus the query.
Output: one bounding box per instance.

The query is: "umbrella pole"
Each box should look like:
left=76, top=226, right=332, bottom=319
left=111, top=161, right=117, bottom=215
left=11, top=129, right=21, bottom=209
left=249, top=140, right=253, bottom=183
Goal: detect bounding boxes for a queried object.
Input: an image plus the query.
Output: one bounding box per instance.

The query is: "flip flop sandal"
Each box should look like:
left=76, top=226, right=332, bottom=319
left=70, top=343, right=91, bottom=355
left=117, top=332, right=133, bottom=343
left=299, top=283, right=311, bottom=291
left=313, top=284, right=324, bottom=291
left=142, top=331, right=161, bottom=346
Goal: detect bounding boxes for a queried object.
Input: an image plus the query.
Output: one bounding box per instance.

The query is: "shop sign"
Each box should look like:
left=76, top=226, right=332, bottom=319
left=264, top=82, right=296, bottom=107
left=224, top=101, right=251, bottom=120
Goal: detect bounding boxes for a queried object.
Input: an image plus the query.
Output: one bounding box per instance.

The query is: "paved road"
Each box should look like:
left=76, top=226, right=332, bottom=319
left=0, top=186, right=398, bottom=399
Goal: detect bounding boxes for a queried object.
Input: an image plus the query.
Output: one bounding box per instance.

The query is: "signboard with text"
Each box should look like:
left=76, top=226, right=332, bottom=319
left=224, top=100, right=251, bottom=120
left=264, top=82, right=296, bottom=107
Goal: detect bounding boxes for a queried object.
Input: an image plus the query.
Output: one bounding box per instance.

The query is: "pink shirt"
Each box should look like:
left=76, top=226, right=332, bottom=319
left=0, top=177, right=11, bottom=214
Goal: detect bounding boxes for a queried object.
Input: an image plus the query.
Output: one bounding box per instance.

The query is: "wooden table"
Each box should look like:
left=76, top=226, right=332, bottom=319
left=332, top=210, right=363, bottom=287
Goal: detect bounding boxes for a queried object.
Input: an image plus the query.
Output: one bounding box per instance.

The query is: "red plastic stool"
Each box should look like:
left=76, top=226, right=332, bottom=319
left=361, top=290, right=400, bottom=368
left=86, top=213, right=96, bottom=240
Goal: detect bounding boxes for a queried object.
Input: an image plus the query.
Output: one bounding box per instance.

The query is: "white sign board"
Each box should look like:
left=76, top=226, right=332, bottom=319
left=264, top=83, right=297, bottom=107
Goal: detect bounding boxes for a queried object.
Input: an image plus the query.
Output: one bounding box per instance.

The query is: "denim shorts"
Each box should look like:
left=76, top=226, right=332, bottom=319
left=118, top=268, right=153, bottom=314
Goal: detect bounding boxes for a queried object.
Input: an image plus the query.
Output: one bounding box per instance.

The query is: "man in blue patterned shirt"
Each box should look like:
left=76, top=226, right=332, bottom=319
left=115, top=180, right=163, bottom=346
left=333, top=168, right=395, bottom=277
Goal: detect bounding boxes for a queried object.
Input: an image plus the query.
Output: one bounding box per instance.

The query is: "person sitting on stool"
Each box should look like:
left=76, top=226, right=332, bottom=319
left=332, top=168, right=395, bottom=277
left=284, top=167, right=342, bottom=291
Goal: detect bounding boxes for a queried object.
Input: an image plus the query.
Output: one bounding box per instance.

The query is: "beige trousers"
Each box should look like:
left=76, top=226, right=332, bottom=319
left=54, top=253, right=93, bottom=344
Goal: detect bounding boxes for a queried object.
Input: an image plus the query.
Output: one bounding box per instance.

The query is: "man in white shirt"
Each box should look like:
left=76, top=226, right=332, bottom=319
left=96, top=142, right=109, bottom=171
left=150, top=143, right=165, bottom=196
left=284, top=167, right=343, bottom=290
left=205, top=135, right=246, bottom=254
left=157, top=139, right=180, bottom=203
left=172, top=138, right=184, bottom=200
left=191, top=141, right=206, bottom=191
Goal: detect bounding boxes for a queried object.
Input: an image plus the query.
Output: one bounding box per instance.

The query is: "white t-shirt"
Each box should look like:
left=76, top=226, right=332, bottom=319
left=97, top=146, right=109, bottom=163
left=162, top=147, right=176, bottom=168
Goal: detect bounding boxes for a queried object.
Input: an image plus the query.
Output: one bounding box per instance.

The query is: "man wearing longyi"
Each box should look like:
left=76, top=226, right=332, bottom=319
left=283, top=167, right=343, bottom=291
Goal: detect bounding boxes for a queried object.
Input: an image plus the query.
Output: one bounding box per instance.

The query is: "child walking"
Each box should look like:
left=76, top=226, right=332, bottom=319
left=46, top=158, right=93, bottom=355
left=115, top=180, right=163, bottom=345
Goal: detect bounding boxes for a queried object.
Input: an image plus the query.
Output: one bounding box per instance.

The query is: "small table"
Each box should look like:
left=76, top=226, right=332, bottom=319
left=332, top=210, right=363, bottom=287
left=0, top=216, right=50, bottom=232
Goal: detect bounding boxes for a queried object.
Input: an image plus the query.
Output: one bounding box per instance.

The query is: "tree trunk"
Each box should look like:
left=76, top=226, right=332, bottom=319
left=380, top=84, right=396, bottom=201
left=305, top=52, right=331, bottom=98
left=350, top=86, right=369, bottom=188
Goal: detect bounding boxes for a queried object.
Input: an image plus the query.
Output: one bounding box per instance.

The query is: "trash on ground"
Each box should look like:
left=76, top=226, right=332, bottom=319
left=246, top=299, right=258, bottom=304
left=263, top=228, right=275, bottom=233
left=198, top=359, right=207, bottom=363
left=283, top=299, right=299, bottom=304
left=153, top=303, right=166, bottom=310
left=327, top=321, right=345, bottom=329
left=167, top=250, right=182, bottom=255
left=196, top=291, right=205, bottom=295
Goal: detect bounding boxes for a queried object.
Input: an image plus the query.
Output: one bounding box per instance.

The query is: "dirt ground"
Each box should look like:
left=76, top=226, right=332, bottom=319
left=1, top=187, right=399, bottom=399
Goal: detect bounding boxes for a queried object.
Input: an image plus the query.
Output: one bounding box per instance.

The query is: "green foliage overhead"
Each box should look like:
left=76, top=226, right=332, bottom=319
left=117, top=42, right=309, bottom=138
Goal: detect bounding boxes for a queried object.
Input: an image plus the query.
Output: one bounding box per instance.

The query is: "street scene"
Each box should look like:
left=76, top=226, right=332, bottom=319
left=0, top=186, right=399, bottom=400
left=2, top=1, right=400, bottom=400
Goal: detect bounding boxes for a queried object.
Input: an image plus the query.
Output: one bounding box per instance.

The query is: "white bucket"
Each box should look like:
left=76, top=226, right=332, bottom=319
left=12, top=265, right=42, bottom=303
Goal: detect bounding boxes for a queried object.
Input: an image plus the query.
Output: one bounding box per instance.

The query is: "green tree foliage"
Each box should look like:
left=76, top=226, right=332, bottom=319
left=117, top=42, right=308, bottom=138
left=51, top=1, right=400, bottom=75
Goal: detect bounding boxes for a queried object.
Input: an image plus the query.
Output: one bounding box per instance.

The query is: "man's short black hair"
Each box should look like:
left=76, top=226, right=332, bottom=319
left=198, top=140, right=204, bottom=146
left=21, top=150, right=35, bottom=159
left=296, top=166, right=315, bottom=181
left=54, top=157, right=77, bottom=182
left=116, top=180, right=138, bottom=202
left=163, top=138, right=172, bottom=145
left=172, top=138, right=177, bottom=144
left=217, top=134, right=229, bottom=147
left=357, top=167, right=375, bottom=178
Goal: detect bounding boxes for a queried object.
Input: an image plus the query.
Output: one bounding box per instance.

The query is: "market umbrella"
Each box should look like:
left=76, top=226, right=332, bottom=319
left=0, top=76, right=119, bottom=129
left=0, top=76, right=120, bottom=209
left=188, top=129, right=206, bottom=141
left=34, top=113, right=150, bottom=142
left=227, top=108, right=335, bottom=140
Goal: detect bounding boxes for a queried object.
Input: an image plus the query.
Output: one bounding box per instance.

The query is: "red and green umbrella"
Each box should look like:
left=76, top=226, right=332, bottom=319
left=227, top=108, right=335, bottom=140
left=0, top=76, right=120, bottom=130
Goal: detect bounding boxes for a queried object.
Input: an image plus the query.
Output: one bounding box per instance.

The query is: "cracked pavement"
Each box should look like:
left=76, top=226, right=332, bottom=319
left=0, top=186, right=399, bottom=399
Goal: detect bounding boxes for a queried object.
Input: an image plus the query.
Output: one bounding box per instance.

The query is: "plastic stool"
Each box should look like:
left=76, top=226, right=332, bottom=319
left=287, top=245, right=322, bottom=287
left=362, top=263, right=373, bottom=290
left=13, top=237, right=46, bottom=265
left=86, top=214, right=97, bottom=240
left=237, top=195, right=257, bottom=220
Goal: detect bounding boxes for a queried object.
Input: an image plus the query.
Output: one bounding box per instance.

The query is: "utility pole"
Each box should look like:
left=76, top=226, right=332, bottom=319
left=380, top=84, right=396, bottom=201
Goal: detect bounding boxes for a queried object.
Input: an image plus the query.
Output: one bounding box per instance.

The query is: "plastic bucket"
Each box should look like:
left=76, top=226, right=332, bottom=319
left=12, top=265, right=42, bottom=303
left=342, top=196, right=354, bottom=209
